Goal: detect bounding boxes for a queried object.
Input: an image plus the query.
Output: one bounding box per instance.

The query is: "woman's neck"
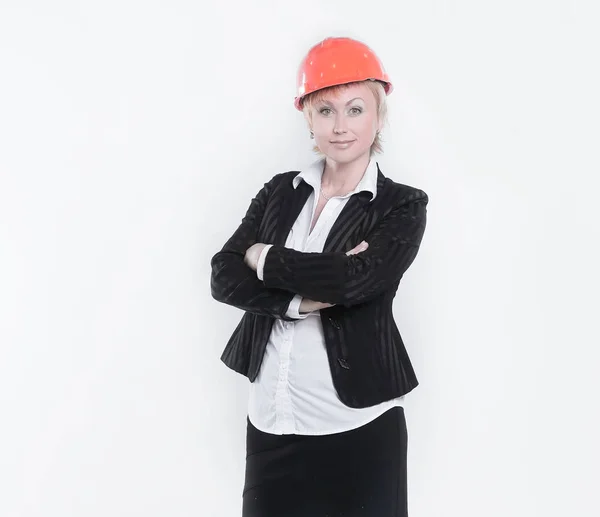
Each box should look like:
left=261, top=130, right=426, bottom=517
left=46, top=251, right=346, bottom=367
left=321, top=152, right=371, bottom=192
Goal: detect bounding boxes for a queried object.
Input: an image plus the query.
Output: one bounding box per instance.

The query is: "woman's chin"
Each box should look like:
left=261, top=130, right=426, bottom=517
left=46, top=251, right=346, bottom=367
left=323, top=148, right=367, bottom=164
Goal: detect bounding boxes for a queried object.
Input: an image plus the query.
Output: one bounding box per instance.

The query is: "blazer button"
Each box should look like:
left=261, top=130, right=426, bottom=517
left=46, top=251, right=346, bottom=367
left=337, top=358, right=351, bottom=370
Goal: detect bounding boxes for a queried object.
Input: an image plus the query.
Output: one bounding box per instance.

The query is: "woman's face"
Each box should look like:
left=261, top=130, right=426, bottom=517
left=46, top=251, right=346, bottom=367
left=308, top=82, right=382, bottom=164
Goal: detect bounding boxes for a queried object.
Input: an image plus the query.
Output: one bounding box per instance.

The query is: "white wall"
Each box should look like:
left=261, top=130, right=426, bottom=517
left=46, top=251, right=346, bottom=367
left=1, top=1, right=598, bottom=516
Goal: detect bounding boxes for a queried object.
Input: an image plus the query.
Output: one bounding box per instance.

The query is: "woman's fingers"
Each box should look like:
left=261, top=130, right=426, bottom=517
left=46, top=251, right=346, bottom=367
left=346, top=241, right=369, bottom=255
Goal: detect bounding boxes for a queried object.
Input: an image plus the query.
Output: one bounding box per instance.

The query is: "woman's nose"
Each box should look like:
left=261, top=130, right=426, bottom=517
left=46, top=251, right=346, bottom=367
left=333, top=115, right=348, bottom=134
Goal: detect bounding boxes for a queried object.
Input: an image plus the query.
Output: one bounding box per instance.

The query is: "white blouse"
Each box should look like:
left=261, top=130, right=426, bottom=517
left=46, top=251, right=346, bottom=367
left=247, top=158, right=404, bottom=435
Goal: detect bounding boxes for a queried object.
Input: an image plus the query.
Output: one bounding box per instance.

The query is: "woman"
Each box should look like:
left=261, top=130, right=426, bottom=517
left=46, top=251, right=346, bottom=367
left=210, top=36, right=428, bottom=517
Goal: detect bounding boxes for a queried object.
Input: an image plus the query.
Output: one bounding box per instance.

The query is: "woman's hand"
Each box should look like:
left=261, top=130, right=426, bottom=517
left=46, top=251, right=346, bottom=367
left=299, top=298, right=335, bottom=313
left=298, top=241, right=369, bottom=313
left=346, top=240, right=369, bottom=256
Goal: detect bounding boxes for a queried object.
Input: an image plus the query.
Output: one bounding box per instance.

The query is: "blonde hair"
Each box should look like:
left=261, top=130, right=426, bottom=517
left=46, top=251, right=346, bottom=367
left=301, top=79, right=388, bottom=155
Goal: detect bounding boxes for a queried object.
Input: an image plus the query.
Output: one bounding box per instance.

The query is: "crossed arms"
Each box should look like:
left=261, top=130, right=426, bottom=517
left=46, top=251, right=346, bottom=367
left=210, top=174, right=428, bottom=317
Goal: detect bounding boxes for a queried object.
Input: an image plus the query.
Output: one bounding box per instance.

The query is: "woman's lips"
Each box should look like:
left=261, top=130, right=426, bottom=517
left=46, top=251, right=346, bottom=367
left=330, top=140, right=356, bottom=148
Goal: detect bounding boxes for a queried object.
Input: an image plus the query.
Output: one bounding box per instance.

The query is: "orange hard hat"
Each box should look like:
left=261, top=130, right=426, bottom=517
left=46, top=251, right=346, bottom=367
left=294, top=37, right=393, bottom=111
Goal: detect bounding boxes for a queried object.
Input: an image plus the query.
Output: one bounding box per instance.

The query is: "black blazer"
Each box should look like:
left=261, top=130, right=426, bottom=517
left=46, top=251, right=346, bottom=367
left=210, top=164, right=428, bottom=408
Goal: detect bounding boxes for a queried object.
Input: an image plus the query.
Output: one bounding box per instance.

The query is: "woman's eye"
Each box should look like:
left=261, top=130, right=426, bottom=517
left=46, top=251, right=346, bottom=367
left=319, top=106, right=361, bottom=115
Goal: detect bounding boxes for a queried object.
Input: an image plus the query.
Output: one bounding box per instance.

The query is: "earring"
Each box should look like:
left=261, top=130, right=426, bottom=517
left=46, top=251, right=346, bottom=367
left=310, top=130, right=314, bottom=139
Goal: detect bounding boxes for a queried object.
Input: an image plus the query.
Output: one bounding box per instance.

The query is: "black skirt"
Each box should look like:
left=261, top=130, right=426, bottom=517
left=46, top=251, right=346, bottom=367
left=242, top=406, right=408, bottom=517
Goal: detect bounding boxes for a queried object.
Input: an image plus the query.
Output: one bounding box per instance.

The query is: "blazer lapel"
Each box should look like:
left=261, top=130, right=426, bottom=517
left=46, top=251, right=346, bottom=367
left=322, top=193, right=370, bottom=252
left=274, top=177, right=312, bottom=246
left=323, top=168, right=385, bottom=252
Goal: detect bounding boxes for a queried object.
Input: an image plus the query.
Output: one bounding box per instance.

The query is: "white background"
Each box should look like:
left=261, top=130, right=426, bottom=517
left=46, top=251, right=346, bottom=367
left=1, top=1, right=599, bottom=516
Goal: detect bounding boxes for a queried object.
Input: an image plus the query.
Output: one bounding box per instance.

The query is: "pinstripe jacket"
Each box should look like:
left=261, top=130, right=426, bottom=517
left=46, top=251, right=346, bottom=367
left=210, top=163, right=428, bottom=408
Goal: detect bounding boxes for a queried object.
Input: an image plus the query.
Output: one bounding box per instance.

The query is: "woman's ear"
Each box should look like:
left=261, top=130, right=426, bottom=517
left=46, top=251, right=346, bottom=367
left=305, top=117, right=314, bottom=138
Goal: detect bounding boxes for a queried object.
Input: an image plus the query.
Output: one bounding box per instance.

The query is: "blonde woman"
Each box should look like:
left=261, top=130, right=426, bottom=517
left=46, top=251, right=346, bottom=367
left=211, top=36, right=429, bottom=517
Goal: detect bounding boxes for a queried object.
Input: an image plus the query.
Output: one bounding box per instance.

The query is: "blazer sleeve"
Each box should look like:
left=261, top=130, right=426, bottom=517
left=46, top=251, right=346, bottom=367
left=210, top=173, right=301, bottom=321
left=261, top=190, right=428, bottom=307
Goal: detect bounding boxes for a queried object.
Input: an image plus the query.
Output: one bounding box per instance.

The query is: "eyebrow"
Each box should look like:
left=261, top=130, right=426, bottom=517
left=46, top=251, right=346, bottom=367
left=320, top=97, right=365, bottom=106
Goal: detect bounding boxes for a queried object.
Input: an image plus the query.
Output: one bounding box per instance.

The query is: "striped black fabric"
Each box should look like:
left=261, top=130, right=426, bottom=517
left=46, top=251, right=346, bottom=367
left=210, top=164, right=428, bottom=408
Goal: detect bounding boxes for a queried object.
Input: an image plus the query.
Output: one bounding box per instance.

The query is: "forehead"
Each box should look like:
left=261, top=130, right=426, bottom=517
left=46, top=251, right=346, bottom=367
left=315, top=82, right=375, bottom=105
